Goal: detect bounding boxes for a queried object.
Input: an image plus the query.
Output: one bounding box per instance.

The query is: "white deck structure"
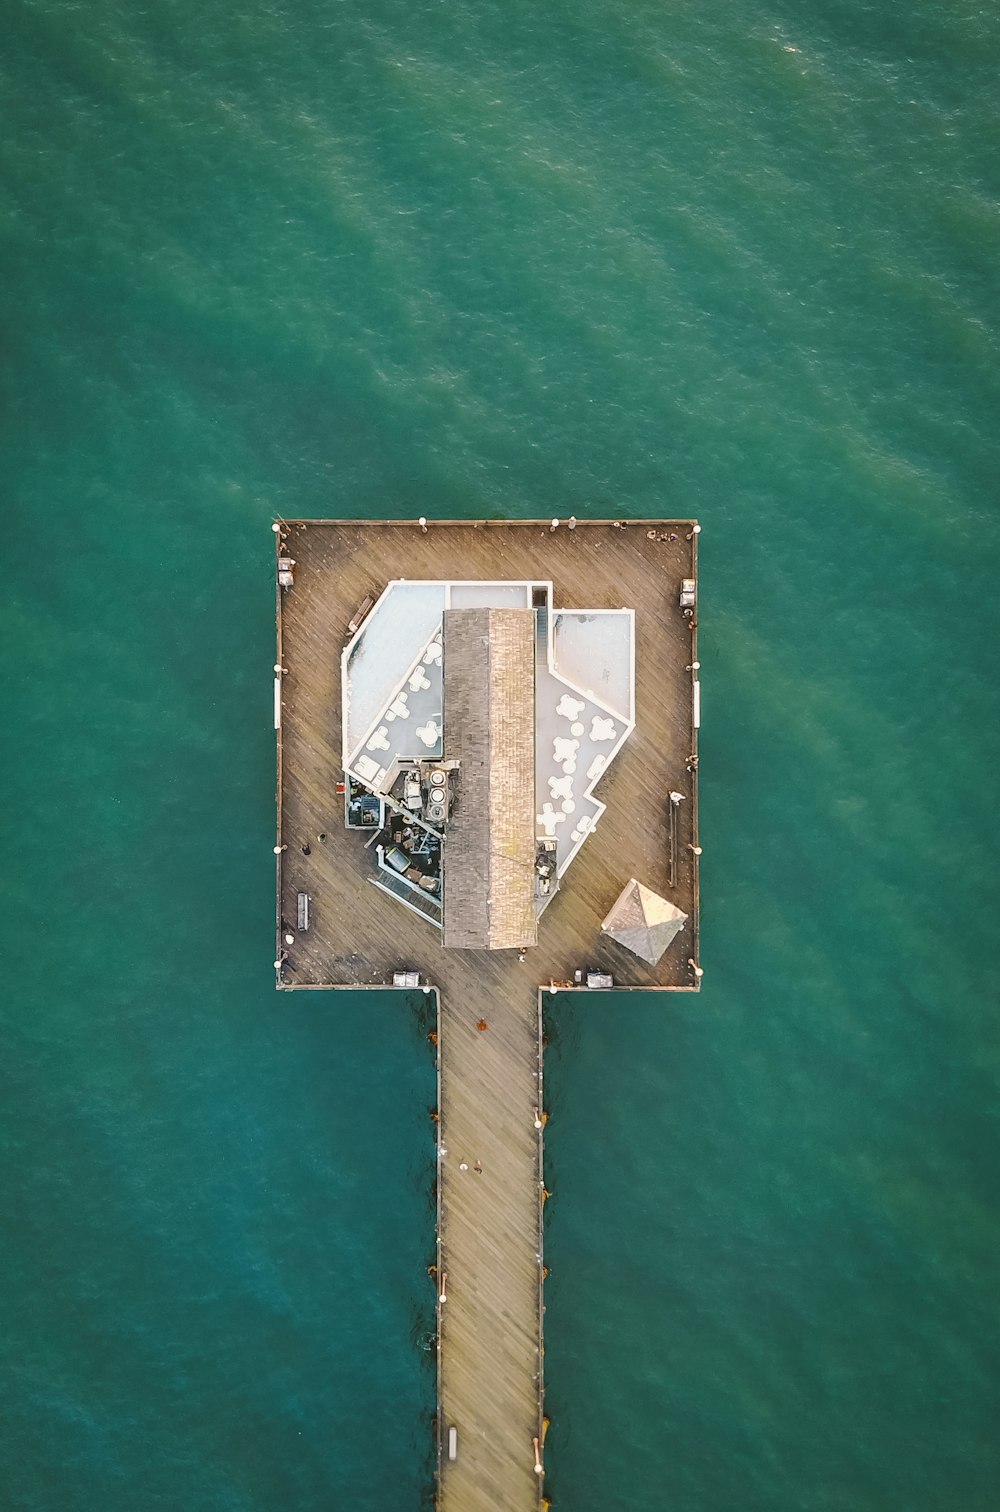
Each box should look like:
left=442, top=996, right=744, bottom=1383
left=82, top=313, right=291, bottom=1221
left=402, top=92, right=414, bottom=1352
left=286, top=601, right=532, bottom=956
left=342, top=579, right=635, bottom=901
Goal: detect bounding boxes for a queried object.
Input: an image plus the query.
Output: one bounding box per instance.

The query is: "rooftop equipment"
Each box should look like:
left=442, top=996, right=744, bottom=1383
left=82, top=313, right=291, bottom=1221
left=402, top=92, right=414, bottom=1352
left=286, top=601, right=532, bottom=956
left=679, top=578, right=696, bottom=609
left=534, top=838, right=559, bottom=898
left=423, top=765, right=451, bottom=824
left=345, top=778, right=384, bottom=829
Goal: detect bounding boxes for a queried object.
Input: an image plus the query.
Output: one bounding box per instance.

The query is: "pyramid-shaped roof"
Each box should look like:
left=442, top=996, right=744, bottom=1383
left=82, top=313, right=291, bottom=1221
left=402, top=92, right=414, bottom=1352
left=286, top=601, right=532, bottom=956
left=601, top=878, right=687, bottom=964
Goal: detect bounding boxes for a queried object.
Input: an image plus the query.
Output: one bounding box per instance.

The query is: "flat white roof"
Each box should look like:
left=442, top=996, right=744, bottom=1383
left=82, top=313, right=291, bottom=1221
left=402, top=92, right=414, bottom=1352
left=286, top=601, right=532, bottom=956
left=342, top=579, right=635, bottom=890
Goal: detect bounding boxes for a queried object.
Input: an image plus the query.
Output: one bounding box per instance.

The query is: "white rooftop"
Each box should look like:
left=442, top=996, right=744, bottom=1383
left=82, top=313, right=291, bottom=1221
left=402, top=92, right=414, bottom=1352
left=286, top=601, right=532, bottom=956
left=342, top=579, right=635, bottom=893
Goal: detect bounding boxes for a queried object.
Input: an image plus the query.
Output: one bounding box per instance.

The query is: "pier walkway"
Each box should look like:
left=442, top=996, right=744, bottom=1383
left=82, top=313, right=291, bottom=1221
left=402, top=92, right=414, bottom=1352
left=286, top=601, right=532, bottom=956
left=273, top=520, right=700, bottom=1509
left=435, top=985, right=544, bottom=1512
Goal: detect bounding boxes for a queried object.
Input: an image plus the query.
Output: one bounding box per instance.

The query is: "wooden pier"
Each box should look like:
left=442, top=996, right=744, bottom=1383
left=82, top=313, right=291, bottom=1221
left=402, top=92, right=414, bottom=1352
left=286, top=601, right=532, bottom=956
left=273, top=520, right=700, bottom=1510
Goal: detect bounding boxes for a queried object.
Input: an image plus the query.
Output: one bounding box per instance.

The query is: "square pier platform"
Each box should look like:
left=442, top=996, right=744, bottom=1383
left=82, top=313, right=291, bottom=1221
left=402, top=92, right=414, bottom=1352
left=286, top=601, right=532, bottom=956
left=274, top=517, right=701, bottom=997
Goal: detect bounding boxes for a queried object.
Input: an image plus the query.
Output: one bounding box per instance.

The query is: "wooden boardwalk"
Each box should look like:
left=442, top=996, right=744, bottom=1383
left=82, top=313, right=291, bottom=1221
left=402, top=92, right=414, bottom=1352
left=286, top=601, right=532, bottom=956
left=434, top=986, right=545, bottom=1512
left=273, top=520, right=700, bottom=1509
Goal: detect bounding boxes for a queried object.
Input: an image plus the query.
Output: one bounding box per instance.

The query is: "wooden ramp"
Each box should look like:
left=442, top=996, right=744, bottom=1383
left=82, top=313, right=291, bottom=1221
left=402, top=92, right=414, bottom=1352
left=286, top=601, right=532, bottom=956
left=436, top=984, right=544, bottom=1512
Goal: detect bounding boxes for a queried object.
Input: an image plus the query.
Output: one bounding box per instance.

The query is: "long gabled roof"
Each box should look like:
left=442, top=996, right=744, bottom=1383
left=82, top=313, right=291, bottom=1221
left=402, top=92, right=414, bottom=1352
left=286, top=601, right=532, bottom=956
left=442, top=607, right=537, bottom=951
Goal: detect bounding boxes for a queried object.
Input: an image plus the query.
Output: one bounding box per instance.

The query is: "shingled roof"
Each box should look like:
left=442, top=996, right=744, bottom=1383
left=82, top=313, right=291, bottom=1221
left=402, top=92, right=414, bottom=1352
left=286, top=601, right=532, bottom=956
left=441, top=607, right=537, bottom=951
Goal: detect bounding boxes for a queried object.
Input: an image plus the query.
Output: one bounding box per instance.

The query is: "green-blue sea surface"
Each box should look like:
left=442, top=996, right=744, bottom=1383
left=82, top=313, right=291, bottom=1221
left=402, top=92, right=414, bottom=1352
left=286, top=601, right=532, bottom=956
left=2, top=2, right=999, bottom=1508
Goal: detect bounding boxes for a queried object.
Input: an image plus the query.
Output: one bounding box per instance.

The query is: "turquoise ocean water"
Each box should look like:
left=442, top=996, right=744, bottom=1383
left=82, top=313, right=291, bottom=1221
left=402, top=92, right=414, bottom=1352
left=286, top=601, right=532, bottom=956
left=2, top=2, right=999, bottom=1508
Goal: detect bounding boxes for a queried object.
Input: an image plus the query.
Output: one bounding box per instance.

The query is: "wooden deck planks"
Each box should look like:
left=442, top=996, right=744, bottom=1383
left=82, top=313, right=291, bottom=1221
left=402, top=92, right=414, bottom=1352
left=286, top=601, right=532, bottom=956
left=436, top=992, right=543, bottom=1511
left=275, top=519, right=700, bottom=996
left=272, top=520, right=700, bottom=1509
